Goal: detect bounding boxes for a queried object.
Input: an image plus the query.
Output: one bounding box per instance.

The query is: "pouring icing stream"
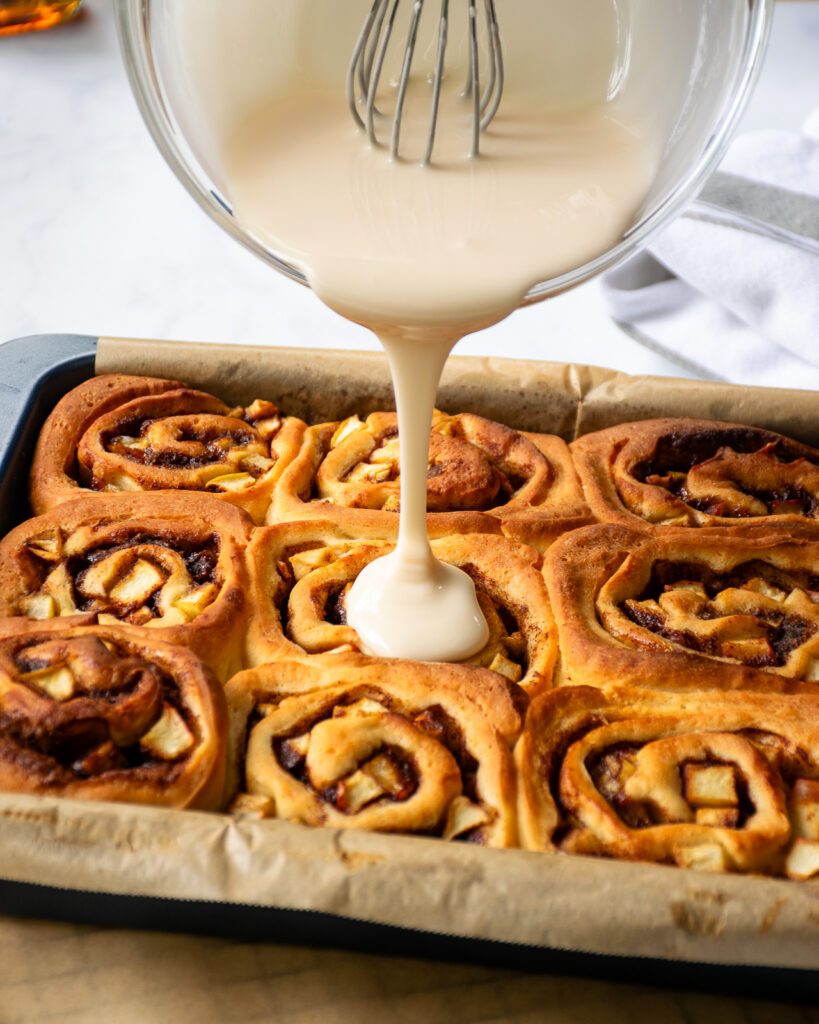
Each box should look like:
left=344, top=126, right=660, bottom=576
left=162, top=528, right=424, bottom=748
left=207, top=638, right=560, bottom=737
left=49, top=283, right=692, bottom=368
left=217, top=11, right=659, bottom=661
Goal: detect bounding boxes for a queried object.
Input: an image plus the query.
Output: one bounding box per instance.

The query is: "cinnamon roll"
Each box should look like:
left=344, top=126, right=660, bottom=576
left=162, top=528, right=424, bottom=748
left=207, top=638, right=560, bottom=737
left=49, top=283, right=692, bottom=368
left=546, top=524, right=819, bottom=693
left=30, top=374, right=305, bottom=524
left=517, top=685, right=819, bottom=879
left=269, top=410, right=589, bottom=547
left=573, top=417, right=819, bottom=531
left=0, top=494, right=252, bottom=681
left=246, top=521, right=556, bottom=694
left=0, top=617, right=226, bottom=809
left=226, top=658, right=520, bottom=846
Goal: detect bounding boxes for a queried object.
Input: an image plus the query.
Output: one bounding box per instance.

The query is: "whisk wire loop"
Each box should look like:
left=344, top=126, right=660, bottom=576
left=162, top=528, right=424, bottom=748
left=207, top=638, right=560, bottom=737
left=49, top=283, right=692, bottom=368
left=348, top=0, right=504, bottom=165
left=367, top=0, right=401, bottom=145
left=423, top=0, right=450, bottom=166
left=347, top=0, right=381, bottom=133
left=480, top=0, right=504, bottom=130
left=391, top=0, right=426, bottom=160
left=468, top=0, right=480, bottom=158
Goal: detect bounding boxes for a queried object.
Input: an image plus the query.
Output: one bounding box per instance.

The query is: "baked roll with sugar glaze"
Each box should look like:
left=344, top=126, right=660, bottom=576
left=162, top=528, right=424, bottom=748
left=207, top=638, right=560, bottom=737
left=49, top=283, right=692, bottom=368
left=30, top=374, right=305, bottom=524
left=573, top=418, right=819, bottom=531
left=0, top=494, right=252, bottom=681
left=269, top=410, right=589, bottom=547
left=227, top=659, right=520, bottom=846
left=0, top=618, right=226, bottom=809
left=546, top=524, right=819, bottom=693
left=246, top=521, right=556, bottom=694
left=517, top=685, right=819, bottom=879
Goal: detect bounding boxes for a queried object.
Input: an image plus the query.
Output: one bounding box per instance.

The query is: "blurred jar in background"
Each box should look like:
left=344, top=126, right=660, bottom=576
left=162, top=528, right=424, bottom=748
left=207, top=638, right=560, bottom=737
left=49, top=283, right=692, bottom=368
left=0, top=0, right=82, bottom=35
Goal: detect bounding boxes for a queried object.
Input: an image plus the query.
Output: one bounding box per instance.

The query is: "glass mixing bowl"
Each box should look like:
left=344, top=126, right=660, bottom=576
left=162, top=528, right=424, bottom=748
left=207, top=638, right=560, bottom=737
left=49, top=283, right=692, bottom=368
left=115, top=0, right=773, bottom=306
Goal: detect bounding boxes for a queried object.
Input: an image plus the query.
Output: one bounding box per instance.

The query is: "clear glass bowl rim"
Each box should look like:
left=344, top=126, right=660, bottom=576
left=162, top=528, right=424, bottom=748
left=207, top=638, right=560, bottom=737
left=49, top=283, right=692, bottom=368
left=114, top=0, right=774, bottom=305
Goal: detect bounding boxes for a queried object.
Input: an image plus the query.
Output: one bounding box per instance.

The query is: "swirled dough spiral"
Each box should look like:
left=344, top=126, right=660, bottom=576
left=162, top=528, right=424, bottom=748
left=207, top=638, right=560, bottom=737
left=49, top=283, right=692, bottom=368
left=0, top=493, right=252, bottom=681
left=573, top=418, right=819, bottom=531
left=270, top=409, right=589, bottom=548
left=545, top=524, right=819, bottom=693
left=0, top=617, right=226, bottom=808
left=246, top=520, right=556, bottom=694
left=30, top=374, right=305, bottom=524
left=517, top=685, right=819, bottom=879
left=227, top=658, right=520, bottom=846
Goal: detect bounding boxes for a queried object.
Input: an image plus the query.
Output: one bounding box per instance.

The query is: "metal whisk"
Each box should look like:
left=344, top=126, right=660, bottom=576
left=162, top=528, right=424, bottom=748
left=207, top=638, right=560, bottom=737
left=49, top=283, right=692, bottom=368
left=347, top=0, right=504, bottom=165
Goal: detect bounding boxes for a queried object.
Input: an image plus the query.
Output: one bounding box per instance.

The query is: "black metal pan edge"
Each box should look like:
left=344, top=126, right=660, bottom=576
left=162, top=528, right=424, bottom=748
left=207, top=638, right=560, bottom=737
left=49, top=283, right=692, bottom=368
left=0, top=334, right=97, bottom=534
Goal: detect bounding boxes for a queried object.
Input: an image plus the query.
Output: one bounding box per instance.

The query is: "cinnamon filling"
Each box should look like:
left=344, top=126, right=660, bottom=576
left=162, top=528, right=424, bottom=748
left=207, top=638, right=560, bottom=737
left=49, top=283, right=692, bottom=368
left=274, top=733, right=418, bottom=812
left=105, top=421, right=258, bottom=468
left=19, top=529, right=222, bottom=626
left=633, top=430, right=810, bottom=478
left=621, top=559, right=819, bottom=667
left=87, top=399, right=282, bottom=493
left=630, top=431, right=819, bottom=519
left=1, top=636, right=193, bottom=781
left=547, top=717, right=608, bottom=847
left=55, top=534, right=218, bottom=580
left=319, top=413, right=542, bottom=514
left=268, top=697, right=493, bottom=838
left=414, top=704, right=480, bottom=805
left=586, top=748, right=754, bottom=831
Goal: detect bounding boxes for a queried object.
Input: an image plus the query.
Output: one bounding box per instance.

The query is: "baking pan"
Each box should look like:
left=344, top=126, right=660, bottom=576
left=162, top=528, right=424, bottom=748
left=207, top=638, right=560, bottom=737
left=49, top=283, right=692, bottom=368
left=0, top=333, right=817, bottom=1002
left=0, top=335, right=96, bottom=536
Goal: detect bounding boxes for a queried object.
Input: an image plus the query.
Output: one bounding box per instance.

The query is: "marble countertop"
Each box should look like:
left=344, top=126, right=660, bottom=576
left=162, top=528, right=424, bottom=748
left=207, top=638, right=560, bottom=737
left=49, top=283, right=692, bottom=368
left=1, top=1, right=819, bottom=380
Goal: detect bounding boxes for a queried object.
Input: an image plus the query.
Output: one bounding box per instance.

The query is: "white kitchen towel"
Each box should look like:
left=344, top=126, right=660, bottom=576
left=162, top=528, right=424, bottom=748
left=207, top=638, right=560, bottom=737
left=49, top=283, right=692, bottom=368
left=602, top=111, right=819, bottom=389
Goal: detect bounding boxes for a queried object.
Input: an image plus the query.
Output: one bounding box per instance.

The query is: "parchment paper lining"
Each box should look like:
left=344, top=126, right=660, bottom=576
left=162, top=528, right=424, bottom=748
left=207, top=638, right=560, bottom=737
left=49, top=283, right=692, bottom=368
left=0, top=791, right=817, bottom=969
left=97, top=336, right=819, bottom=445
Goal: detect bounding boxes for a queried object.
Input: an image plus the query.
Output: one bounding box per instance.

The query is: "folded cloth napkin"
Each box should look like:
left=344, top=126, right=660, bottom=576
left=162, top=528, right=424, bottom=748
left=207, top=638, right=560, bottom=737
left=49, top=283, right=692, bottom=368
left=602, top=110, right=819, bottom=389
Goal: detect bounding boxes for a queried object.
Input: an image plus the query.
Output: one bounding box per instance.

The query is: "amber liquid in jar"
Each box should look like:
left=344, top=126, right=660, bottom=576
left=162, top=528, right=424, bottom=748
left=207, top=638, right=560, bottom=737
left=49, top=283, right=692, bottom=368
left=0, top=0, right=82, bottom=35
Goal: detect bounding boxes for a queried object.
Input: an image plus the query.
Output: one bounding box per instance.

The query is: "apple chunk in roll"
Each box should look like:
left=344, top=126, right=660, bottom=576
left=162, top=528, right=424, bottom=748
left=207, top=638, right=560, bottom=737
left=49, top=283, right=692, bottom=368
left=0, top=494, right=252, bottom=681
left=545, top=524, right=819, bottom=693
left=269, top=409, right=590, bottom=548
left=0, top=618, right=226, bottom=809
left=245, top=520, right=556, bottom=695
left=226, top=658, right=521, bottom=847
left=29, top=373, right=305, bottom=524
left=516, top=685, right=819, bottom=880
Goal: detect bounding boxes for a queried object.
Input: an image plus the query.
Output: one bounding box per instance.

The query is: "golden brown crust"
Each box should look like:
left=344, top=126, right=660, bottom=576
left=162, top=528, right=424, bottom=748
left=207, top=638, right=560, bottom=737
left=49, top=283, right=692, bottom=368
left=0, top=617, right=226, bottom=809
left=268, top=410, right=590, bottom=548
left=516, top=684, right=819, bottom=879
left=30, top=374, right=306, bottom=525
left=245, top=520, right=556, bottom=694
left=0, top=493, right=253, bottom=681
left=545, top=524, right=819, bottom=693
left=573, top=417, right=819, bottom=532
left=226, top=658, right=520, bottom=846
